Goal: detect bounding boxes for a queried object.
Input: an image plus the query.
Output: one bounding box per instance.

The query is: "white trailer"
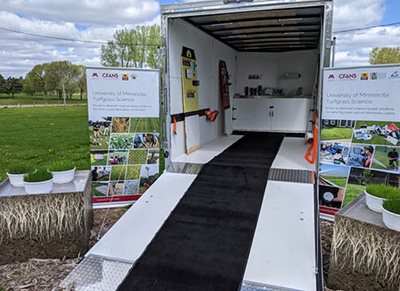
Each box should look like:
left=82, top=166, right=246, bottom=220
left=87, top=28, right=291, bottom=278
left=61, top=1, right=333, bottom=290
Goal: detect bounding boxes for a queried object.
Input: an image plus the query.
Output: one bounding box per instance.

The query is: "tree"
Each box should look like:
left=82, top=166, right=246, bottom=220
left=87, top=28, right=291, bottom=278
left=24, top=64, right=48, bottom=95
left=101, top=25, right=161, bottom=69
left=77, top=65, right=86, bottom=101
left=5, top=77, right=23, bottom=98
left=146, top=25, right=162, bottom=69
left=0, top=74, right=6, bottom=94
left=370, top=47, right=400, bottom=64
left=45, top=61, right=80, bottom=101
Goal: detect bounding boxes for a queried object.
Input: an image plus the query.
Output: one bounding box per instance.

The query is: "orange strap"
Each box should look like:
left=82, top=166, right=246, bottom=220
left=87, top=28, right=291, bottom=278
left=305, top=112, right=318, bottom=164
left=173, top=117, right=177, bottom=135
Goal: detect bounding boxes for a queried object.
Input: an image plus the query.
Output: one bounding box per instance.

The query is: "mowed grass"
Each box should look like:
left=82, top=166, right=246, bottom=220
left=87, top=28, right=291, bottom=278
left=130, top=118, right=160, bottom=133
left=321, top=175, right=348, bottom=188
left=321, top=127, right=353, bottom=141
left=343, top=183, right=366, bottom=207
left=0, top=106, right=90, bottom=181
left=0, top=93, right=87, bottom=106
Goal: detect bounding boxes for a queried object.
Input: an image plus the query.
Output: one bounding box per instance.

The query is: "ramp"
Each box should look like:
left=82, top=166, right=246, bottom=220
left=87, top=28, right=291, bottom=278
left=242, top=137, right=318, bottom=291
left=117, top=133, right=283, bottom=290
left=62, top=135, right=320, bottom=291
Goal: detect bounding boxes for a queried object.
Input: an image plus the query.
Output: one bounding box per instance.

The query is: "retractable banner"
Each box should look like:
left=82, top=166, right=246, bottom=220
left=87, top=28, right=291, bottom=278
left=320, top=65, right=400, bottom=219
left=86, top=67, right=160, bottom=206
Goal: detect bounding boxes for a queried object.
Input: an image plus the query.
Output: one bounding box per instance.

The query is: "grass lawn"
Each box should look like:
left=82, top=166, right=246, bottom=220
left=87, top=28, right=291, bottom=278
left=126, top=165, right=141, bottom=180
left=110, top=166, right=127, bottom=181
left=0, top=106, right=90, bottom=181
left=321, top=127, right=353, bottom=141
left=372, top=146, right=400, bottom=172
left=89, top=126, right=110, bottom=150
left=0, top=93, right=87, bottom=106
left=343, top=183, right=366, bottom=207
left=321, top=175, right=348, bottom=188
left=353, top=121, right=400, bottom=145
left=130, top=118, right=160, bottom=133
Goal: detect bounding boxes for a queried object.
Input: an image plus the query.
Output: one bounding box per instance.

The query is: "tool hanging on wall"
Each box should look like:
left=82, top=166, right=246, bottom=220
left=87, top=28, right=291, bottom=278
left=173, top=117, right=177, bottom=135
left=205, top=109, right=219, bottom=122
left=305, top=111, right=318, bottom=164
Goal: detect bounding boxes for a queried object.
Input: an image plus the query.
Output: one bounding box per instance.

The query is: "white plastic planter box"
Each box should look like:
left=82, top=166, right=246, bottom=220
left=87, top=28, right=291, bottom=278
left=382, top=208, right=400, bottom=231
left=365, top=191, right=385, bottom=212
left=23, top=179, right=53, bottom=194
left=7, top=173, right=26, bottom=187
left=50, top=168, right=76, bottom=184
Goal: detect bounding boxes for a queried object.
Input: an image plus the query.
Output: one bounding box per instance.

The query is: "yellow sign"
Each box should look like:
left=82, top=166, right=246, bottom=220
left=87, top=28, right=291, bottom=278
left=181, top=47, right=199, bottom=113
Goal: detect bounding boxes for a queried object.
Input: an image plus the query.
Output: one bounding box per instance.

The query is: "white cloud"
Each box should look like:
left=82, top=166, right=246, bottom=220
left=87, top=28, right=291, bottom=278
left=0, top=9, right=160, bottom=77
left=333, top=0, right=385, bottom=31
left=0, top=0, right=160, bottom=26
left=332, top=1, right=399, bottom=67
left=0, top=0, right=397, bottom=76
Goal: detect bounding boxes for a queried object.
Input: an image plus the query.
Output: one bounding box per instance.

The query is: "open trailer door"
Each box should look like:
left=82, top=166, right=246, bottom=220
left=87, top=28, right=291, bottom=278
left=61, top=1, right=333, bottom=290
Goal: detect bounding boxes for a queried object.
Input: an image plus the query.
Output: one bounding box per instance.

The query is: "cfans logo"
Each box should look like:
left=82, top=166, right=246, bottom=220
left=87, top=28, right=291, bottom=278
left=328, top=74, right=335, bottom=80
left=91, top=72, right=99, bottom=78
left=338, top=73, right=357, bottom=80
left=101, top=73, right=119, bottom=79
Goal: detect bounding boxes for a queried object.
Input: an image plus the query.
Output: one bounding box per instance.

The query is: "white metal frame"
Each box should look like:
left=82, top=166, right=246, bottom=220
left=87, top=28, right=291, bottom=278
left=161, top=2, right=333, bottom=289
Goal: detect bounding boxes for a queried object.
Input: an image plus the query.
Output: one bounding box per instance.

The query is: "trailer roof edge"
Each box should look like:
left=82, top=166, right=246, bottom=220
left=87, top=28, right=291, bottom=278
left=161, top=0, right=332, bottom=16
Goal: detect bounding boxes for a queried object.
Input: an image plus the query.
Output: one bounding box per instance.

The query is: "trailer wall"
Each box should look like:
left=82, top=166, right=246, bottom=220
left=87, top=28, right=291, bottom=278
left=168, top=19, right=237, bottom=161
left=237, top=50, right=318, bottom=96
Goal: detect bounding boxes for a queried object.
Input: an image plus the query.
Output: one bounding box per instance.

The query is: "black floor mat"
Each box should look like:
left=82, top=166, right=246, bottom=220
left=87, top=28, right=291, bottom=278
left=117, top=133, right=284, bottom=291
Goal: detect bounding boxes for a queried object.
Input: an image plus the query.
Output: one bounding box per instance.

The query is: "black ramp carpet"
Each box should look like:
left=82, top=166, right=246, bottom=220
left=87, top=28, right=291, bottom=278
left=118, top=133, right=284, bottom=291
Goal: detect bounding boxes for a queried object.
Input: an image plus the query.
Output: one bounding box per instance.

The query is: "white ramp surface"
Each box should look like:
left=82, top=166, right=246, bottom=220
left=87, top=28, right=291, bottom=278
left=243, top=181, right=316, bottom=291
left=271, top=137, right=314, bottom=171
left=173, top=134, right=242, bottom=164
left=88, top=172, right=196, bottom=263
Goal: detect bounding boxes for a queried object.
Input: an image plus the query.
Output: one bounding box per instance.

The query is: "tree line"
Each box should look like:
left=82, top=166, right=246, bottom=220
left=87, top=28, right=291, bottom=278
left=0, top=61, right=86, bottom=100
left=0, top=25, right=162, bottom=101
left=0, top=75, right=24, bottom=98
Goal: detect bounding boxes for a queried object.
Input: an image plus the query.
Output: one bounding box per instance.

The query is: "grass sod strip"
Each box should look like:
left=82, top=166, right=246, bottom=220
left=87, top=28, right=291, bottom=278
left=126, top=166, right=141, bottom=180
left=130, top=118, right=160, bottom=133
left=366, top=184, right=400, bottom=199
left=383, top=198, right=400, bottom=214
left=128, top=150, right=148, bottom=165
left=110, top=166, right=127, bottom=181
left=0, top=193, right=84, bottom=242
left=117, top=133, right=283, bottom=291
left=330, top=216, right=400, bottom=288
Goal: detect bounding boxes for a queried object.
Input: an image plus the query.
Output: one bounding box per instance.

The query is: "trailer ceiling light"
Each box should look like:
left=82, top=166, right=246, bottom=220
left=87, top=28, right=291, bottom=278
left=210, top=22, right=233, bottom=27
left=278, top=18, right=304, bottom=22
left=284, top=32, right=305, bottom=35
left=225, top=34, right=248, bottom=39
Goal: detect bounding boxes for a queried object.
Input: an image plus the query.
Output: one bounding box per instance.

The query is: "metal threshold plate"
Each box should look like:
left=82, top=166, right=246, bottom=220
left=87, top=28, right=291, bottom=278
left=60, top=255, right=132, bottom=291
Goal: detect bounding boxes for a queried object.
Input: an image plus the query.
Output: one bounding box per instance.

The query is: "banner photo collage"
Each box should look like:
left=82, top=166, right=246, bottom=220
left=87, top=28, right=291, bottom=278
left=320, top=65, right=400, bottom=217
left=319, top=119, right=400, bottom=216
left=86, top=68, right=160, bottom=205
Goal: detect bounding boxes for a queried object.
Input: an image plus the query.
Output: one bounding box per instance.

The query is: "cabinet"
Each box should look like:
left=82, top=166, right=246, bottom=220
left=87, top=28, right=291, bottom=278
left=232, top=97, right=311, bottom=132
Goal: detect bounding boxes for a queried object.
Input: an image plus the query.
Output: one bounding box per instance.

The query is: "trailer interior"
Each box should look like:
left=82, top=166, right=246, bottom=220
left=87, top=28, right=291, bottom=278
left=61, top=1, right=333, bottom=291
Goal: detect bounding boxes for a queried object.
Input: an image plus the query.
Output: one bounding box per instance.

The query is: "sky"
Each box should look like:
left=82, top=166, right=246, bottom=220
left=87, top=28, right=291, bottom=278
left=0, top=0, right=399, bottom=77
